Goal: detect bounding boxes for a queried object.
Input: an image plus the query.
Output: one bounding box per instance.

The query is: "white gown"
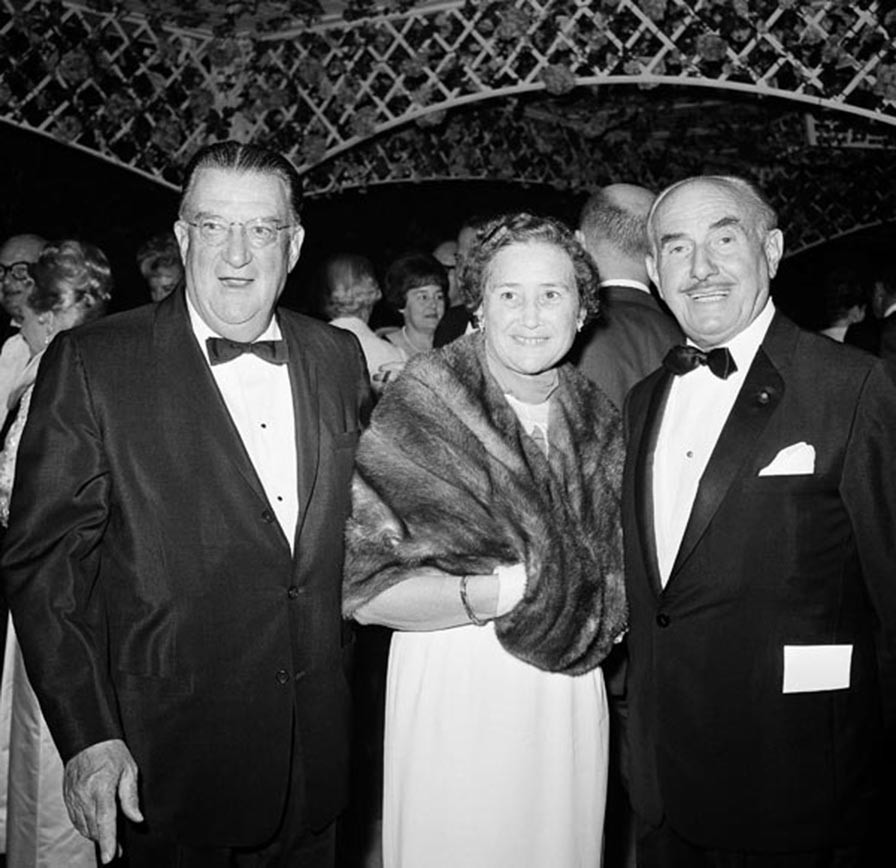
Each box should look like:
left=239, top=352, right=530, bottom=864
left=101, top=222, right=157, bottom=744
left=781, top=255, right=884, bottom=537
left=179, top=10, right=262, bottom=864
left=383, top=624, right=609, bottom=867
left=380, top=394, right=610, bottom=867
left=0, top=383, right=96, bottom=867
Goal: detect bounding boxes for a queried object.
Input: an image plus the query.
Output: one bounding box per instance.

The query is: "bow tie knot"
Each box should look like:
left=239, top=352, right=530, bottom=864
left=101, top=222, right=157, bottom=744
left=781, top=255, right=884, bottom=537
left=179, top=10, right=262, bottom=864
left=663, top=345, right=737, bottom=380
left=206, top=336, right=289, bottom=366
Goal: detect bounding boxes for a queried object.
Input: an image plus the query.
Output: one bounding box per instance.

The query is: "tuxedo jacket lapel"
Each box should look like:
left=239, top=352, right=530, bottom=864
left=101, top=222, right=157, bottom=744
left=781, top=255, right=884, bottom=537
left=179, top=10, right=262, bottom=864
left=153, top=293, right=275, bottom=518
left=632, top=370, right=673, bottom=597
left=669, top=319, right=792, bottom=580
left=281, top=316, right=320, bottom=547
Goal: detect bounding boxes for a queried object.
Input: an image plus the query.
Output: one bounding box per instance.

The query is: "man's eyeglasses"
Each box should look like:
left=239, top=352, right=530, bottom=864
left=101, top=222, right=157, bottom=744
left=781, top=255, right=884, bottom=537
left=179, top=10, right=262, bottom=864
left=183, top=217, right=295, bottom=249
left=0, top=262, right=33, bottom=281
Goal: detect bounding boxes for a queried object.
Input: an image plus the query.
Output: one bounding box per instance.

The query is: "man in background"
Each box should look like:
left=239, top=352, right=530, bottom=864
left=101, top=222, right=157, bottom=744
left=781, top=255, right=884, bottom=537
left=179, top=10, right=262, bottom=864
left=845, top=263, right=896, bottom=367
left=573, top=183, right=681, bottom=410
left=433, top=216, right=483, bottom=347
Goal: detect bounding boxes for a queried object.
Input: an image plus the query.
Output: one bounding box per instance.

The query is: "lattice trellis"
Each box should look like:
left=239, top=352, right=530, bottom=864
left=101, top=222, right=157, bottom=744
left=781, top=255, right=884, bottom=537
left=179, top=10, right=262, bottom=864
left=2, top=0, right=895, bottom=176
left=0, top=0, right=895, bottom=253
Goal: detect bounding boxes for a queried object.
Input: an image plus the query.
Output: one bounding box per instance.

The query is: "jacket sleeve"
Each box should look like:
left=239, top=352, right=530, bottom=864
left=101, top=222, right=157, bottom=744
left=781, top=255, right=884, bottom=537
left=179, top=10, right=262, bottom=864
left=841, top=359, right=896, bottom=735
left=1, top=333, right=123, bottom=762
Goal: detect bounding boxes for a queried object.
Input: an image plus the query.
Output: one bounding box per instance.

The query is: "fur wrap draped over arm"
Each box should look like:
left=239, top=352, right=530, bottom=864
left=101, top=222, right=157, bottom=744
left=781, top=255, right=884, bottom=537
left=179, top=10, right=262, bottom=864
left=343, top=332, right=627, bottom=675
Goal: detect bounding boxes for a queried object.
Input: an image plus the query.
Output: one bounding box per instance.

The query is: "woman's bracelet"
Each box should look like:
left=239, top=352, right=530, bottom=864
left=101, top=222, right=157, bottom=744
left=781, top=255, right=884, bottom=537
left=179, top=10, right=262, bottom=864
left=459, top=574, right=489, bottom=627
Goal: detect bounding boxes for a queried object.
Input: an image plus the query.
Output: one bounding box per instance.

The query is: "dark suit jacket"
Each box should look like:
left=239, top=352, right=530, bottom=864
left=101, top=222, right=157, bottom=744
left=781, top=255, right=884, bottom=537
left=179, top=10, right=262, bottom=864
left=433, top=304, right=472, bottom=348
left=572, top=284, right=682, bottom=410
left=1, top=290, right=368, bottom=846
left=623, top=313, right=896, bottom=852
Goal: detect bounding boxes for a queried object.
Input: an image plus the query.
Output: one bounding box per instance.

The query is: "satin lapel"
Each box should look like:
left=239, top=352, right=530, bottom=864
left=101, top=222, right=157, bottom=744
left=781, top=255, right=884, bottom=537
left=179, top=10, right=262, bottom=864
left=152, top=291, right=270, bottom=510
left=669, top=344, right=785, bottom=580
left=633, top=371, right=673, bottom=597
left=281, top=315, right=320, bottom=546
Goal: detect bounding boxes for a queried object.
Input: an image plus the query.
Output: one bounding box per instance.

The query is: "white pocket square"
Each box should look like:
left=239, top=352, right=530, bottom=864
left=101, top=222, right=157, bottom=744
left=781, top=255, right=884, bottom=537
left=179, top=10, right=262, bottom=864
left=758, top=442, right=815, bottom=476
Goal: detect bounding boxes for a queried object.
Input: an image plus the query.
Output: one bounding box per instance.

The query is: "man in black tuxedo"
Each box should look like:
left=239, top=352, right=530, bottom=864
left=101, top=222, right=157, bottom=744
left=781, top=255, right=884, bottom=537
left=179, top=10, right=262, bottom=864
left=845, top=267, right=896, bottom=367
left=2, top=142, right=368, bottom=867
left=572, top=183, right=682, bottom=410
left=623, top=175, right=896, bottom=866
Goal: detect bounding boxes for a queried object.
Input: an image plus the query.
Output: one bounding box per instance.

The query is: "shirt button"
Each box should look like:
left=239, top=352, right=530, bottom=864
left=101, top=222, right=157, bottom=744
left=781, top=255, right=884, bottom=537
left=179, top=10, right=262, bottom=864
left=686, top=450, right=694, bottom=459
left=656, top=613, right=671, bottom=628
left=261, top=510, right=275, bottom=523
left=275, top=669, right=290, bottom=685
left=287, top=586, right=299, bottom=599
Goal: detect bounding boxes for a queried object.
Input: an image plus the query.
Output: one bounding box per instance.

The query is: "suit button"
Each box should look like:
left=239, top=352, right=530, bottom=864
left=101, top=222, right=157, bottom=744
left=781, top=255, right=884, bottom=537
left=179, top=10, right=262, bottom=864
left=757, top=390, right=770, bottom=405
left=275, top=669, right=290, bottom=685
left=261, top=510, right=275, bottom=523
left=656, top=613, right=671, bottom=628
left=287, top=586, right=299, bottom=599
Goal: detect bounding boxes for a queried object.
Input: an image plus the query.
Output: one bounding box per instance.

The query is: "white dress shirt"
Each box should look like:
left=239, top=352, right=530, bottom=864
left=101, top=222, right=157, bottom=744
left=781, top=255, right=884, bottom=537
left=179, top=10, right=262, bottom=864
left=187, top=300, right=298, bottom=549
left=599, top=278, right=651, bottom=294
left=652, top=301, right=775, bottom=586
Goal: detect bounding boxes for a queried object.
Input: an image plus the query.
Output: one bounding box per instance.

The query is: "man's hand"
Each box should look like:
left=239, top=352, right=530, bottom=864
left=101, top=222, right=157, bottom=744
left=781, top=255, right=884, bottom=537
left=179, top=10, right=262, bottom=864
left=63, top=739, right=144, bottom=864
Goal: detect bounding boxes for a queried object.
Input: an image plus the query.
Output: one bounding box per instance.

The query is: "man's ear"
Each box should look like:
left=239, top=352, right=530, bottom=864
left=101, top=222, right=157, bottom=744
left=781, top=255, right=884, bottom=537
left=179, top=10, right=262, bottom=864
left=646, top=254, right=661, bottom=297
left=287, top=225, right=305, bottom=272
left=764, top=229, right=784, bottom=279
left=173, top=221, right=190, bottom=263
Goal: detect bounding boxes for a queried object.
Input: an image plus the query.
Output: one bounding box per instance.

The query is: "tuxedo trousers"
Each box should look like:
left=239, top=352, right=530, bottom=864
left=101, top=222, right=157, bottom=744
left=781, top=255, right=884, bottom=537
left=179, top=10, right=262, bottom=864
left=637, top=818, right=865, bottom=868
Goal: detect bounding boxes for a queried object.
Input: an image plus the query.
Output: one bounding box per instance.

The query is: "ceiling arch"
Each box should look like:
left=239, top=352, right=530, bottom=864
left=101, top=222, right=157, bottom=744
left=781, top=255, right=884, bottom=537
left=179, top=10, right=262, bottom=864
left=1, top=0, right=895, bottom=254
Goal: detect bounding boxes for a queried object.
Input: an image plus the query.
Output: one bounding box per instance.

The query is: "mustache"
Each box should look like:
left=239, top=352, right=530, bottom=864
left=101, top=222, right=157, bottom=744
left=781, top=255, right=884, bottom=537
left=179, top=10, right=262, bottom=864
left=683, top=280, right=731, bottom=294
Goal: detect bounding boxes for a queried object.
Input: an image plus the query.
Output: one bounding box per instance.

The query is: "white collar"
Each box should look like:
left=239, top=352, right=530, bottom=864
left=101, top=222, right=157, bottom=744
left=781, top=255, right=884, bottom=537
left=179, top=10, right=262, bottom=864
left=599, top=278, right=650, bottom=294
left=688, top=299, right=775, bottom=373
left=186, top=295, right=281, bottom=358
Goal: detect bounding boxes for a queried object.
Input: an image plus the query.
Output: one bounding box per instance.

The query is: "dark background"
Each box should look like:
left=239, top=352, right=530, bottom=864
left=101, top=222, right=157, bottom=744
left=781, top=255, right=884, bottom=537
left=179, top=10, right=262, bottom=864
left=2, top=121, right=892, bottom=328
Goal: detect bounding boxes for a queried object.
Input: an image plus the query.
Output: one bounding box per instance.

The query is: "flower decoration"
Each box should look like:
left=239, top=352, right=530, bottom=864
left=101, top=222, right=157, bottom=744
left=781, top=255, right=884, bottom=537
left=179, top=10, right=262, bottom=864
left=541, top=63, right=576, bottom=95
left=52, top=115, right=83, bottom=142
left=59, top=48, right=93, bottom=86
left=873, top=64, right=896, bottom=101
left=695, top=33, right=728, bottom=63
left=638, top=0, right=667, bottom=22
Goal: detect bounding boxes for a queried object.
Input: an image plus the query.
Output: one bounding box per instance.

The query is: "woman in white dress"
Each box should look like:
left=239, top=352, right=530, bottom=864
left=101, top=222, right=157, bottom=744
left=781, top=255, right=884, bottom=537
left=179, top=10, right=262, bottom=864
left=0, top=240, right=112, bottom=868
left=343, top=213, right=627, bottom=868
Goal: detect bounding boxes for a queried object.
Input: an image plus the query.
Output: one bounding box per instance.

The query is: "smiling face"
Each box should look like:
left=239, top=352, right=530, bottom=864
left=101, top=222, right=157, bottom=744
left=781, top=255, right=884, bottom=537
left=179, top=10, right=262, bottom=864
left=174, top=168, right=304, bottom=341
left=401, top=283, right=445, bottom=337
left=647, top=179, right=783, bottom=349
left=478, top=241, right=583, bottom=376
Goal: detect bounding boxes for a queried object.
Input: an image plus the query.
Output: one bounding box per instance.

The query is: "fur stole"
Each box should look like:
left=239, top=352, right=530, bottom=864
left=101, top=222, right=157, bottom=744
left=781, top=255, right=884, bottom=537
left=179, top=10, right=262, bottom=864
left=343, top=332, right=627, bottom=675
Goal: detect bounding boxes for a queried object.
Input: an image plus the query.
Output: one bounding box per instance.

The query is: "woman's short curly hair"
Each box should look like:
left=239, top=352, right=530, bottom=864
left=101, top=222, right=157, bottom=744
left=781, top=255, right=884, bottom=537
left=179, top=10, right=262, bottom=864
left=28, top=240, right=113, bottom=325
left=457, top=212, right=601, bottom=322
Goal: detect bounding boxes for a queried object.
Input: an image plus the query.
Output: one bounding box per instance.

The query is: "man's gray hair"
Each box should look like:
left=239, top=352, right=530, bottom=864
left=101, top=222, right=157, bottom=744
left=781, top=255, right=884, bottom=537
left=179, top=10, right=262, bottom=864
left=178, top=141, right=303, bottom=223
left=646, top=175, right=778, bottom=253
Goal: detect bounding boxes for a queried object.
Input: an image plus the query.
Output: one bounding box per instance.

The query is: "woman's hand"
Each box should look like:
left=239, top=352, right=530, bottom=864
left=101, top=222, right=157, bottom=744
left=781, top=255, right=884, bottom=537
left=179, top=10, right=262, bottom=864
left=494, top=562, right=527, bottom=617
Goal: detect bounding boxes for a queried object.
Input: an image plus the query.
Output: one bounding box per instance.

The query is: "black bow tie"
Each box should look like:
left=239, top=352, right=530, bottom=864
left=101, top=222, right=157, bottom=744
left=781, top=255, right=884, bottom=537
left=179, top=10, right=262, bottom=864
left=206, top=337, right=289, bottom=366
left=663, top=345, right=737, bottom=380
